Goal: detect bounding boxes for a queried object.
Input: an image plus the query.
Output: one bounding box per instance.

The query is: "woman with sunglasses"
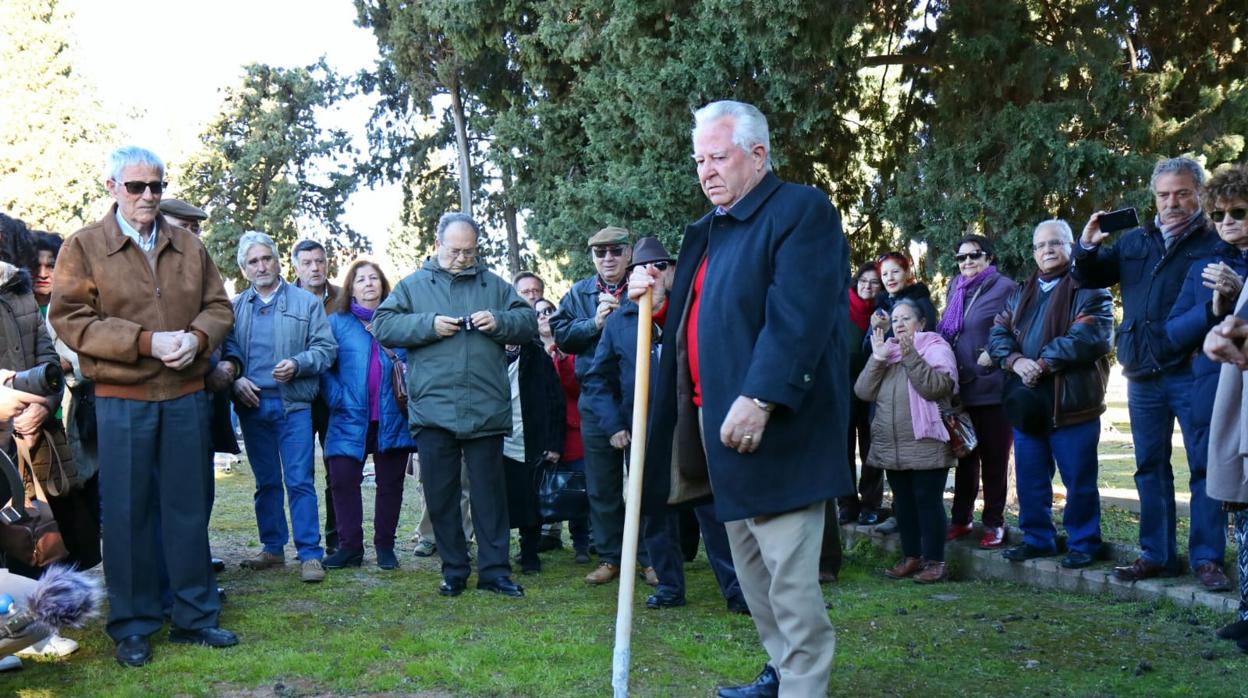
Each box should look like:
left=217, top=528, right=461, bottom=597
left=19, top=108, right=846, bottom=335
left=937, top=235, right=1017, bottom=549
left=839, top=263, right=886, bottom=527
left=1173, top=165, right=1248, bottom=625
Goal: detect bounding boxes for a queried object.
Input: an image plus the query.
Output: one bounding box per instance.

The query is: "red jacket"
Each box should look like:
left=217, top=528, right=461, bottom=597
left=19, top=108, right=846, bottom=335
left=550, top=349, right=584, bottom=461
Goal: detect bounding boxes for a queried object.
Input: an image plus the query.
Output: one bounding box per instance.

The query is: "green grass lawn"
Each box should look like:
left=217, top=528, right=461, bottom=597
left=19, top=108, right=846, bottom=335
left=8, top=453, right=1248, bottom=697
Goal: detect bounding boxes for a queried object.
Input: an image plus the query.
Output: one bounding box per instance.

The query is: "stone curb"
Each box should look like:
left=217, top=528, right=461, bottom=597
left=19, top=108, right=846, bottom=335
left=842, top=522, right=1240, bottom=616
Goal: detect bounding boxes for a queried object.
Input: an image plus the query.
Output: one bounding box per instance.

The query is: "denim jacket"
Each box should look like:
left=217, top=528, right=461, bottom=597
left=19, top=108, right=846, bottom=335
left=223, top=280, right=337, bottom=414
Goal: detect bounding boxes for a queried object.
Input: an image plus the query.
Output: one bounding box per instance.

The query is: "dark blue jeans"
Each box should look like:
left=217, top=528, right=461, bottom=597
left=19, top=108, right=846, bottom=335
left=1128, top=370, right=1226, bottom=570
left=237, top=398, right=322, bottom=561
left=1014, top=418, right=1102, bottom=555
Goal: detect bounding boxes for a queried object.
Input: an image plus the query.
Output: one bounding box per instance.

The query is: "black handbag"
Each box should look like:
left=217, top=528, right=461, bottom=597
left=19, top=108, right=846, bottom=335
left=534, top=461, right=589, bottom=524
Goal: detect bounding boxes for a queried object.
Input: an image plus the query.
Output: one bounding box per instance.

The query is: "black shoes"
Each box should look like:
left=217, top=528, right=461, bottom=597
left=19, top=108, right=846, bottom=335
left=211, top=558, right=226, bottom=573
left=115, top=635, right=151, bottom=668
left=438, top=577, right=467, bottom=597
left=376, top=547, right=399, bottom=570
left=717, top=664, right=779, bottom=698
left=573, top=547, right=592, bottom=564
left=536, top=535, right=563, bottom=552
left=726, top=596, right=751, bottom=616
left=520, top=556, right=542, bottom=575
left=1002, top=543, right=1056, bottom=562
left=838, top=507, right=857, bottom=525
left=1217, top=619, right=1248, bottom=641
left=478, top=576, right=525, bottom=597
left=645, top=590, right=687, bottom=609
left=1061, top=550, right=1095, bottom=569
left=323, top=547, right=364, bottom=569
left=169, top=626, right=239, bottom=648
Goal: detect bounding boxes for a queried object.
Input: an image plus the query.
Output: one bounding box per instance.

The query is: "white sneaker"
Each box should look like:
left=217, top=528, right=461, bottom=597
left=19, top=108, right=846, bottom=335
left=0, top=655, right=21, bottom=671
left=16, top=633, right=79, bottom=658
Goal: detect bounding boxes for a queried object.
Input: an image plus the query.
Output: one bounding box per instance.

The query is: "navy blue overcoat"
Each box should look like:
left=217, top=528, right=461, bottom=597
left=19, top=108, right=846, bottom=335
left=640, top=172, right=853, bottom=522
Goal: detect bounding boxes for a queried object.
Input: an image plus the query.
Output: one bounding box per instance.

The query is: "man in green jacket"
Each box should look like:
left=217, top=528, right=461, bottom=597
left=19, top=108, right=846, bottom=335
left=372, top=212, right=537, bottom=598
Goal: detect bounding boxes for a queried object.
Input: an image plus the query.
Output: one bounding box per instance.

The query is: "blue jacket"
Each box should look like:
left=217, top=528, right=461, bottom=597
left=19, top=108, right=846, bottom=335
left=550, top=274, right=620, bottom=383
left=640, top=172, right=852, bottom=522
left=223, top=280, right=337, bottom=414
left=1072, top=218, right=1219, bottom=379
left=581, top=300, right=657, bottom=437
left=1164, top=243, right=1248, bottom=428
left=321, top=312, right=416, bottom=460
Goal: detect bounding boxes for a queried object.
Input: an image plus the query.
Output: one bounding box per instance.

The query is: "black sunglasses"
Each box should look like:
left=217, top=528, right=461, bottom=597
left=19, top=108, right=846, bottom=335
left=538, top=306, right=556, bottom=316
left=122, top=180, right=167, bottom=195
left=954, top=251, right=988, bottom=263
left=876, top=250, right=905, bottom=264
left=1212, top=208, right=1248, bottom=224
left=592, top=245, right=627, bottom=259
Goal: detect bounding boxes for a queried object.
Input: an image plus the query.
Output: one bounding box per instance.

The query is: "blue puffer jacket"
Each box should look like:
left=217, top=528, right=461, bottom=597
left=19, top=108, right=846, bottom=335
left=1072, top=218, right=1219, bottom=379
left=1164, top=242, right=1248, bottom=428
left=321, top=312, right=416, bottom=460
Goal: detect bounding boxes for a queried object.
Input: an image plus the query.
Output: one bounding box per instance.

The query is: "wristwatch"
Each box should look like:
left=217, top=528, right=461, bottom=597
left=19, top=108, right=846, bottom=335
left=750, top=397, right=775, bottom=413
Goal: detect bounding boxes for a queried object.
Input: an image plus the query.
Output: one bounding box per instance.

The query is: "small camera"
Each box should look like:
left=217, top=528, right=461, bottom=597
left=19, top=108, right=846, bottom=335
left=459, top=316, right=476, bottom=331
left=9, top=363, right=63, bottom=397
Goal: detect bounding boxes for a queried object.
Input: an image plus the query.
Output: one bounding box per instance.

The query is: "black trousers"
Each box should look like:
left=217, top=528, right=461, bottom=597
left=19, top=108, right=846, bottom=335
left=98, top=393, right=219, bottom=640
left=886, top=468, right=950, bottom=563
left=416, top=428, right=510, bottom=583
left=311, top=396, right=337, bottom=549
left=840, top=396, right=883, bottom=515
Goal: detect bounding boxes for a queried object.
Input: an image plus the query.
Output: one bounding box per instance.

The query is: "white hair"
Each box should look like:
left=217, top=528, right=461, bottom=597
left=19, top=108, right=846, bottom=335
left=1034, top=219, right=1074, bottom=244
left=104, top=145, right=165, bottom=182
left=236, top=231, right=281, bottom=270
left=692, top=101, right=772, bottom=171
left=436, top=211, right=481, bottom=243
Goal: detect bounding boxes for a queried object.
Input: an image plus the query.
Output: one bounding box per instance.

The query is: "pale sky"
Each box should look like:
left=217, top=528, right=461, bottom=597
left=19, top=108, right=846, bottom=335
left=65, top=0, right=402, bottom=253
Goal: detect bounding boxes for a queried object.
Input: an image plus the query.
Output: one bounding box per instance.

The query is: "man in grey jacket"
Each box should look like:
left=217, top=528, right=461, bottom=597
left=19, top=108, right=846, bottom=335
left=223, top=231, right=336, bottom=583
left=373, top=212, right=537, bottom=598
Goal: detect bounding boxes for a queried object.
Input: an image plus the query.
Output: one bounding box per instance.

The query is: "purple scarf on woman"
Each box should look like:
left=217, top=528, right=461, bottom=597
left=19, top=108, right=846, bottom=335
left=936, top=265, right=998, bottom=343
left=883, top=331, right=958, bottom=442
left=350, top=301, right=383, bottom=422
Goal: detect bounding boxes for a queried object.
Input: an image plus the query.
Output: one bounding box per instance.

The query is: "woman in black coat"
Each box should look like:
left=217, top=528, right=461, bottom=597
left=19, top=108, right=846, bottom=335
left=501, top=339, right=566, bottom=573
left=870, top=251, right=940, bottom=341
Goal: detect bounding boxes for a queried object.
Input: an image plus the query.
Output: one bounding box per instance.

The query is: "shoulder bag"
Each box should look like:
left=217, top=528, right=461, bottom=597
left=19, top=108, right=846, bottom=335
left=0, top=443, right=68, bottom=567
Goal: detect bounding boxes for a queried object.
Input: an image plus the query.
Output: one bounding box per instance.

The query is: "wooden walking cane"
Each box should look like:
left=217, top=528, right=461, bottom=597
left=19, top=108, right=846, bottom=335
left=611, top=287, right=653, bottom=698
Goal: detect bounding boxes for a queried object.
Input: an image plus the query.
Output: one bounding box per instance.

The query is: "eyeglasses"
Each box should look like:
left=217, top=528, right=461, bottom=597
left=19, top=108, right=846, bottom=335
left=592, top=245, right=627, bottom=259
left=538, top=306, right=556, bottom=317
left=651, top=261, right=670, bottom=271
left=1212, top=208, right=1248, bottom=224
left=954, top=251, right=988, bottom=263
left=1032, top=240, right=1069, bottom=251
left=876, top=251, right=905, bottom=264
left=121, top=180, right=167, bottom=195
left=445, top=248, right=477, bottom=259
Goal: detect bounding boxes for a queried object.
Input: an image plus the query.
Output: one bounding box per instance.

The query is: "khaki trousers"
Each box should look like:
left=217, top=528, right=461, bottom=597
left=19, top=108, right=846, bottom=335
left=700, top=408, right=835, bottom=696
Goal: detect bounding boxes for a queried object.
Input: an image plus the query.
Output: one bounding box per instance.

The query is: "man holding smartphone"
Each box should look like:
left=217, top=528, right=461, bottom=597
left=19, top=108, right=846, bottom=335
left=1073, top=156, right=1226, bottom=589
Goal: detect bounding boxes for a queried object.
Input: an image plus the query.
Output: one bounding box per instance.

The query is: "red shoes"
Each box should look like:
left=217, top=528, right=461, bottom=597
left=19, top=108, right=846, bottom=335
left=979, top=526, right=1006, bottom=549
left=946, top=522, right=974, bottom=542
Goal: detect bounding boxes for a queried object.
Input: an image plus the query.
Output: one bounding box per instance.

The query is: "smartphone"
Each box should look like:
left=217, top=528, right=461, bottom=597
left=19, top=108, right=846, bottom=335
left=1099, top=207, right=1139, bottom=234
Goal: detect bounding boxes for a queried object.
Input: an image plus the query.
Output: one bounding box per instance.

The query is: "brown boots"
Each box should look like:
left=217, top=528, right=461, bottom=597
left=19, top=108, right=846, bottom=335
left=884, top=557, right=946, bottom=583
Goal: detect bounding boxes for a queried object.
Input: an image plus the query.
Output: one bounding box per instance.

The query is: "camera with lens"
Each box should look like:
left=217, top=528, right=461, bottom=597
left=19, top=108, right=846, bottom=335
left=459, top=316, right=476, bottom=331
left=8, top=363, right=64, bottom=397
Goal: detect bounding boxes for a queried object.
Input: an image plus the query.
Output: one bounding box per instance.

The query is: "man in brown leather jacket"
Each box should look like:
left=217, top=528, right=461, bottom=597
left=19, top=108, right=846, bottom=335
left=49, top=145, right=236, bottom=667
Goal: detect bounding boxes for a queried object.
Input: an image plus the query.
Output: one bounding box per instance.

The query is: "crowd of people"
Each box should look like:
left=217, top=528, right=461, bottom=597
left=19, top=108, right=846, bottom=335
left=0, top=99, right=1247, bottom=698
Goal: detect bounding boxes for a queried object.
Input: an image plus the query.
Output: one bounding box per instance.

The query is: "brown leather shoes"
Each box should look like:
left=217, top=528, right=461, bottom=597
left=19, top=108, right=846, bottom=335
left=240, top=551, right=285, bottom=570
left=1196, top=562, right=1232, bottom=591
left=1112, top=557, right=1175, bottom=582
left=914, top=561, right=946, bottom=584
left=884, top=556, right=923, bottom=579
left=641, top=566, right=660, bottom=587
left=585, top=562, right=620, bottom=585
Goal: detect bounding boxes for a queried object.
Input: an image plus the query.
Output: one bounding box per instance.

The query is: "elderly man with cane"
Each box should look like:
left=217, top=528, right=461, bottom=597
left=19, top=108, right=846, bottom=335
left=629, top=100, right=850, bottom=697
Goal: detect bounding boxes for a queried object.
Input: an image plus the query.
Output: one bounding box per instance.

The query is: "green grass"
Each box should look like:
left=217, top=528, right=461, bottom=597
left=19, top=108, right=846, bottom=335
left=8, top=455, right=1248, bottom=697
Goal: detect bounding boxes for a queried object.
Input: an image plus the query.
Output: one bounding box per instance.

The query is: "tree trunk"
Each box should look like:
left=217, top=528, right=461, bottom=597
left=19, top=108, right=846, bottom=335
left=502, top=167, right=521, bottom=277
left=448, top=73, right=473, bottom=216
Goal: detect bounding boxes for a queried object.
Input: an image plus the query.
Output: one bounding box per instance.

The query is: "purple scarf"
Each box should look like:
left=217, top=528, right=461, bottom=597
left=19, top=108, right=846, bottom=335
left=936, top=265, right=998, bottom=343
left=351, top=301, right=383, bottom=422
left=1155, top=208, right=1205, bottom=247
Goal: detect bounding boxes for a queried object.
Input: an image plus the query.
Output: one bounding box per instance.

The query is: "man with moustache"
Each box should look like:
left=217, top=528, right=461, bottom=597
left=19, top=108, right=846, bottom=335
left=1073, top=156, right=1226, bottom=589
left=630, top=101, right=849, bottom=697
left=550, top=227, right=658, bottom=586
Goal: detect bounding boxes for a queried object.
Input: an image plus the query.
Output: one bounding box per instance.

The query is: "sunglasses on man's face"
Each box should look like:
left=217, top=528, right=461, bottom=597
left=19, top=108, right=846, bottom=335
left=1211, top=208, right=1248, bottom=224
left=121, top=180, right=167, bottom=195
left=538, top=306, right=556, bottom=316
left=954, top=251, right=988, bottom=263
left=593, top=245, right=626, bottom=259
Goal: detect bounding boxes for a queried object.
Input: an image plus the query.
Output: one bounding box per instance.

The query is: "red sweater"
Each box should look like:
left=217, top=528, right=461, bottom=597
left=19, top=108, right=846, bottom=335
left=653, top=256, right=709, bottom=407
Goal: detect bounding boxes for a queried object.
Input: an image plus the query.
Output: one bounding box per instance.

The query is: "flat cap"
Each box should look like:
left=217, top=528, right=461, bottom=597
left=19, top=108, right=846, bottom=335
left=587, top=226, right=630, bottom=248
left=159, top=198, right=208, bottom=220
